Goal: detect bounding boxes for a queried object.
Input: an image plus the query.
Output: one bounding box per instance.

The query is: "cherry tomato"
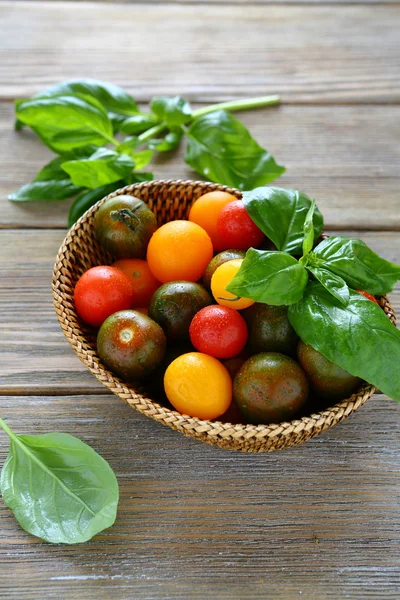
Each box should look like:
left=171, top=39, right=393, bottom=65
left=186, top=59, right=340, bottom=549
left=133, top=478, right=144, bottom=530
left=164, top=352, right=232, bottom=420
left=112, top=258, right=161, bottom=307
left=356, top=290, right=379, bottom=305
left=74, top=266, right=134, bottom=327
left=189, top=305, right=248, bottom=359
left=211, top=259, right=255, bottom=310
left=216, top=200, right=264, bottom=250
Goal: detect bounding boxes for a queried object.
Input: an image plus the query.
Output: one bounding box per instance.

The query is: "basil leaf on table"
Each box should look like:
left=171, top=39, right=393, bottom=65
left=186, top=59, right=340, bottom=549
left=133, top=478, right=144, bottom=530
left=288, top=282, right=400, bottom=401
left=242, top=187, right=324, bottom=255
left=227, top=249, right=309, bottom=305
left=15, top=95, right=115, bottom=153
left=148, top=130, right=183, bottom=152
left=150, top=96, right=192, bottom=128
left=185, top=110, right=285, bottom=190
left=68, top=182, right=124, bottom=227
left=314, top=236, right=400, bottom=295
left=16, top=79, right=139, bottom=129
left=0, top=419, right=119, bottom=544
left=307, top=265, right=350, bottom=306
left=131, top=149, right=153, bottom=170
left=120, top=114, right=159, bottom=135
left=61, top=148, right=135, bottom=188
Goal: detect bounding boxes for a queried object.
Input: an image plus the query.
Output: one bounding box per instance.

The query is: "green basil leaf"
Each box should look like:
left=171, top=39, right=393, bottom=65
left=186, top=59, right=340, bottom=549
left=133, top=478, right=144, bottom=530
left=131, top=149, right=153, bottom=170
left=227, top=248, right=308, bottom=305
left=148, top=130, right=183, bottom=152
left=117, top=136, right=140, bottom=155
left=150, top=96, right=192, bottom=128
left=0, top=420, right=119, bottom=544
left=185, top=110, right=285, bottom=191
left=61, top=148, right=134, bottom=188
left=15, top=95, right=114, bottom=153
left=288, top=282, right=400, bottom=401
left=307, top=265, right=350, bottom=306
left=9, top=180, right=81, bottom=202
left=120, top=114, right=158, bottom=135
left=27, top=79, right=138, bottom=116
left=243, top=187, right=324, bottom=255
left=302, top=198, right=316, bottom=257
left=314, top=236, right=400, bottom=295
left=68, top=182, right=124, bottom=227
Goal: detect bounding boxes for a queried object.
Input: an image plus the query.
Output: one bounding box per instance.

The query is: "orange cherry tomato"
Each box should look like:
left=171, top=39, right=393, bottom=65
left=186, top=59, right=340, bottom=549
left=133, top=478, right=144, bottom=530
left=147, top=220, right=213, bottom=283
left=188, top=191, right=237, bottom=251
left=211, top=259, right=255, bottom=310
left=164, top=352, right=232, bottom=420
left=356, top=290, right=379, bottom=305
left=112, top=259, right=161, bottom=307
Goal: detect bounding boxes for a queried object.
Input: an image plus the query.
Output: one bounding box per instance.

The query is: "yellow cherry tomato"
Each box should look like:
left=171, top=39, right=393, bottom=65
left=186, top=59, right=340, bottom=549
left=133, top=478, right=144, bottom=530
left=211, top=259, right=255, bottom=310
left=164, top=352, right=232, bottom=420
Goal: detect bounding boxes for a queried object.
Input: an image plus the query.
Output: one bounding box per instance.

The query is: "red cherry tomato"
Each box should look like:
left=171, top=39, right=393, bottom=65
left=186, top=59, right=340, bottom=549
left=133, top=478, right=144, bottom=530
left=189, top=305, right=248, bottom=359
left=216, top=200, right=264, bottom=250
left=74, top=266, right=135, bottom=327
left=356, top=290, right=379, bottom=305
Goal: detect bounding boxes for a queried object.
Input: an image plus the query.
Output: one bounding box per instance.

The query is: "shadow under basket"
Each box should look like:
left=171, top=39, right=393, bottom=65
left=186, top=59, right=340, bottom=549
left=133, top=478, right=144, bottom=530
left=52, top=180, right=397, bottom=453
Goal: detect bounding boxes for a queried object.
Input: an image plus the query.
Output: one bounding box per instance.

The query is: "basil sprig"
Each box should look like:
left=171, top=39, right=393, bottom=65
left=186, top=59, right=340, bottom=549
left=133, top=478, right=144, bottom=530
left=0, top=418, right=119, bottom=544
left=11, top=79, right=284, bottom=225
left=228, top=187, right=400, bottom=401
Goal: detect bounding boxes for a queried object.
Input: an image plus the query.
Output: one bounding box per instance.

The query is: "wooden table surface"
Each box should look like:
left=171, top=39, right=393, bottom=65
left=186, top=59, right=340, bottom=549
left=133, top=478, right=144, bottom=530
left=1, top=1, right=399, bottom=598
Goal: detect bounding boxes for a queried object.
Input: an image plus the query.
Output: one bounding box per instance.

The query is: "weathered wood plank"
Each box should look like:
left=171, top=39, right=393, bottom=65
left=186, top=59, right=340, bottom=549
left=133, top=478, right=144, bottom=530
left=0, top=229, right=399, bottom=393
left=2, top=103, right=400, bottom=229
left=0, top=3, right=399, bottom=102
left=0, top=393, right=398, bottom=599
left=8, top=0, right=400, bottom=5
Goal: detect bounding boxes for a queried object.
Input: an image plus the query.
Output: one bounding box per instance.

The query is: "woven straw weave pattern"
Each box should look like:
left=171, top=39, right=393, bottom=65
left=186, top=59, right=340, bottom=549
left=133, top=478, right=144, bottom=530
left=52, top=180, right=396, bottom=452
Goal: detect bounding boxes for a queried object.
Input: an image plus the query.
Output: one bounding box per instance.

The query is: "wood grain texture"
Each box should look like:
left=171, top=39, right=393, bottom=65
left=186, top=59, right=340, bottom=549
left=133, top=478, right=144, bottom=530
left=0, top=229, right=399, bottom=394
left=8, top=0, right=400, bottom=5
left=0, top=393, right=399, bottom=599
left=0, top=3, right=399, bottom=103
left=2, top=102, right=400, bottom=229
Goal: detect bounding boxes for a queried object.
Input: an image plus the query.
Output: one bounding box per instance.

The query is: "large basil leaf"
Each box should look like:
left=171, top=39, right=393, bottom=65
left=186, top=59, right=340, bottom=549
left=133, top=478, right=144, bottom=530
left=243, top=187, right=324, bottom=255
left=150, top=96, right=192, bottom=128
left=0, top=420, right=119, bottom=544
left=21, top=79, right=139, bottom=120
left=68, top=182, right=124, bottom=227
left=314, top=236, right=400, bottom=295
left=227, top=249, right=308, bottom=305
left=185, top=110, right=285, bottom=190
left=131, top=149, right=153, bottom=170
left=61, top=148, right=134, bottom=188
left=288, top=282, right=400, bottom=401
left=15, top=95, right=115, bottom=152
left=307, top=265, right=350, bottom=306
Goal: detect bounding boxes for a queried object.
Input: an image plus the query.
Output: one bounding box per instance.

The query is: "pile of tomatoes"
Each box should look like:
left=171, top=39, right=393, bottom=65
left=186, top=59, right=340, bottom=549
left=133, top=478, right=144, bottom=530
left=74, top=190, right=361, bottom=425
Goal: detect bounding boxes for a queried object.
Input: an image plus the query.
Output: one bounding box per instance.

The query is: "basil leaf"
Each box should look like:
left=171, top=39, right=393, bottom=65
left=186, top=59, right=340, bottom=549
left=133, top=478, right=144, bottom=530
left=61, top=148, right=134, bottom=188
left=150, top=96, right=192, bottom=128
left=68, top=182, right=124, bottom=227
left=243, top=187, right=324, bottom=255
left=288, top=282, right=400, bottom=401
left=185, top=110, right=285, bottom=190
left=131, top=149, right=153, bottom=170
left=0, top=420, right=119, bottom=544
left=120, top=114, right=158, bottom=135
left=307, top=265, right=350, bottom=306
left=15, top=95, right=114, bottom=153
left=25, top=78, right=138, bottom=117
left=314, top=236, right=400, bottom=295
left=9, top=180, right=81, bottom=202
left=227, top=248, right=308, bottom=305
left=302, top=198, right=316, bottom=257
left=148, top=130, right=183, bottom=152
left=117, top=136, right=140, bottom=155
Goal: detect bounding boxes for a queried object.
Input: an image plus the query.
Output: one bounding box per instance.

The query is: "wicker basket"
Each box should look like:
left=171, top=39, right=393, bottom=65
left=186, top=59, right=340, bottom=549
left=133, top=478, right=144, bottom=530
left=52, top=180, right=396, bottom=452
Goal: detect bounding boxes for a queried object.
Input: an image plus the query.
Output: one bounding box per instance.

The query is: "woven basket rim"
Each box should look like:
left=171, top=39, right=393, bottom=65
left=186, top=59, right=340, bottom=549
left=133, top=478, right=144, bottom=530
left=52, top=180, right=396, bottom=451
